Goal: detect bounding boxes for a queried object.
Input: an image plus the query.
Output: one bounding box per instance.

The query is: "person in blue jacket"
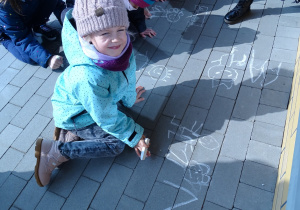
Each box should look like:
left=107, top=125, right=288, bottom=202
left=0, top=0, right=72, bottom=69
left=34, top=0, right=150, bottom=187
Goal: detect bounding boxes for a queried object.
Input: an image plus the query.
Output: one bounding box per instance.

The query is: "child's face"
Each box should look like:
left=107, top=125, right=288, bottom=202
left=89, top=26, right=127, bottom=57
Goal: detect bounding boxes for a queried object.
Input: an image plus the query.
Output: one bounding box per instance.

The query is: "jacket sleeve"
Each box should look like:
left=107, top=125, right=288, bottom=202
left=0, top=6, right=52, bottom=67
left=73, top=66, right=143, bottom=148
left=127, top=8, right=147, bottom=33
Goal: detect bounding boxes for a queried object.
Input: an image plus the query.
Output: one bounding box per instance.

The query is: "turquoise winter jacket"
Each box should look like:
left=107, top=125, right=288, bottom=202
left=51, top=10, right=143, bottom=148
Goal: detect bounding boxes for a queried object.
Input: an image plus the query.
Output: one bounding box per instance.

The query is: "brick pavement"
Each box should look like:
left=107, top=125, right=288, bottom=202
left=0, top=0, right=298, bottom=209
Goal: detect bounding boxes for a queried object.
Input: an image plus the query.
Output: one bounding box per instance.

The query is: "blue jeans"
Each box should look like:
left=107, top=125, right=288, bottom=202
left=58, top=123, right=126, bottom=159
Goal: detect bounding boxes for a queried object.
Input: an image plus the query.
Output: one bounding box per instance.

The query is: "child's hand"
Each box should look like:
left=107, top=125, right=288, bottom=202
left=140, top=28, right=156, bottom=38
left=134, top=135, right=151, bottom=158
left=135, top=86, right=145, bottom=104
left=48, top=55, right=63, bottom=69
left=144, top=8, right=151, bottom=19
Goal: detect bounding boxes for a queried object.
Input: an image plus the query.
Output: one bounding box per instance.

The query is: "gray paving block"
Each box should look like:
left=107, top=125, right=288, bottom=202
left=137, top=93, right=168, bottom=129
left=251, top=34, right=274, bottom=61
left=91, top=163, right=132, bottom=209
left=35, top=191, right=65, bottom=210
left=0, top=174, right=26, bottom=210
left=62, top=177, right=99, bottom=210
left=166, top=140, right=194, bottom=168
left=135, top=75, right=157, bottom=108
left=177, top=58, right=205, bottom=88
left=170, top=8, right=194, bottom=31
left=125, top=155, right=164, bottom=202
left=246, top=140, right=281, bottom=168
left=232, top=86, right=261, bottom=122
left=158, top=29, right=182, bottom=53
left=10, top=65, right=39, bottom=87
left=137, top=37, right=161, bottom=59
left=276, top=25, right=300, bottom=39
left=181, top=24, right=204, bottom=45
left=234, top=21, right=258, bottom=44
left=190, top=77, right=218, bottom=110
left=213, top=29, right=237, bottom=52
left=255, top=104, right=287, bottom=127
left=226, top=43, right=252, bottom=71
left=267, top=60, right=295, bottom=78
left=83, top=157, right=114, bottom=182
left=11, top=94, right=47, bottom=128
left=260, top=89, right=289, bottom=109
left=0, top=52, right=16, bottom=75
left=273, top=36, right=298, bottom=51
left=270, top=48, right=297, bottom=64
left=10, top=59, right=26, bottom=70
left=203, top=96, right=235, bottom=134
left=34, top=66, right=52, bottom=80
left=114, top=145, right=139, bottom=169
left=0, top=124, right=22, bottom=157
left=240, top=160, right=278, bottom=192
left=38, top=97, right=53, bottom=118
left=49, top=159, right=89, bottom=198
left=116, top=195, right=144, bottom=210
left=0, top=67, right=19, bottom=92
left=144, top=182, right=178, bottom=210
left=211, top=0, right=232, bottom=16
left=152, top=17, right=171, bottom=40
left=0, top=84, right=19, bottom=110
left=278, top=15, right=300, bottom=28
left=0, top=44, right=8, bottom=59
left=12, top=114, right=51, bottom=153
left=234, top=183, right=274, bottom=210
left=242, top=58, right=267, bottom=89
left=167, top=42, right=193, bottom=69
left=243, top=3, right=264, bottom=24
left=264, top=74, right=293, bottom=93
left=36, top=72, right=60, bottom=97
left=163, top=85, right=194, bottom=119
left=149, top=50, right=172, bottom=67
left=201, top=15, right=223, bottom=38
left=189, top=130, right=224, bottom=175
left=220, top=119, right=253, bottom=161
left=0, top=103, right=21, bottom=133
left=10, top=77, right=44, bottom=107
left=175, top=105, right=208, bottom=144
left=191, top=35, right=215, bottom=61
left=152, top=65, right=182, bottom=97
left=203, top=201, right=229, bottom=210
left=257, top=15, right=279, bottom=36
left=251, top=121, right=283, bottom=147
left=206, top=156, right=243, bottom=209
left=40, top=118, right=55, bottom=140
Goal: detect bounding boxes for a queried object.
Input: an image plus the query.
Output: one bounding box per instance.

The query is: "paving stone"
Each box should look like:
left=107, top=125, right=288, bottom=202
left=125, top=155, right=163, bottom=202
left=158, top=29, right=182, bottom=53
left=14, top=176, right=48, bottom=210
left=62, top=177, right=99, bottom=210
left=0, top=103, right=21, bottom=133
left=181, top=25, right=204, bottom=45
left=190, top=77, right=219, bottom=110
left=235, top=21, right=258, bottom=44
left=273, top=36, right=298, bottom=51
left=135, top=75, right=157, bottom=108
left=276, top=25, right=300, bottom=39
left=267, top=60, right=295, bottom=78
left=251, top=121, right=283, bottom=147
left=175, top=105, right=208, bottom=144
left=34, top=66, right=52, bottom=80
left=264, top=74, right=293, bottom=94
left=91, top=163, right=132, bottom=209
left=144, top=182, right=178, bottom=210
left=211, top=0, right=232, bottom=16
left=49, top=159, right=89, bottom=198
left=10, top=59, right=26, bottom=70
left=11, top=94, right=47, bottom=128
left=149, top=50, right=172, bottom=67
left=257, top=15, right=279, bottom=36
left=167, top=42, right=193, bottom=69
left=0, top=52, right=16, bottom=75
left=137, top=93, right=168, bottom=129
left=242, top=58, right=268, bottom=89
left=151, top=17, right=171, bottom=40
left=35, top=191, right=65, bottom=210
left=38, top=97, right=53, bottom=118
left=10, top=77, right=44, bottom=107
left=40, top=118, right=55, bottom=140
left=36, top=71, right=60, bottom=97
left=170, top=8, right=194, bottom=31
left=206, top=155, right=243, bottom=209
left=213, top=29, right=237, bottom=52
left=232, top=86, right=261, bottom=122
left=202, top=201, right=229, bottom=210
left=260, top=88, right=289, bottom=109
left=255, top=104, right=287, bottom=127
left=163, top=85, right=194, bottom=119
left=189, top=130, right=224, bottom=175
left=83, top=157, right=114, bottom=183
left=114, top=146, right=139, bottom=169
left=243, top=3, right=264, bottom=24
left=191, top=35, right=215, bottom=61
left=0, top=84, right=19, bottom=111
left=203, top=96, right=235, bottom=134
left=0, top=44, right=8, bottom=59
left=0, top=174, right=26, bottom=210
left=201, top=15, right=223, bottom=38
left=251, top=34, right=274, bottom=61
left=177, top=58, right=205, bottom=88
left=240, top=160, right=278, bottom=192
left=12, top=114, right=51, bottom=153
left=116, top=195, right=144, bottom=210
left=278, top=15, right=300, bottom=28
left=137, top=37, right=161, bottom=59
left=10, top=65, right=39, bottom=87
left=234, top=183, right=274, bottom=210
left=0, top=124, right=22, bottom=158
left=226, top=43, right=252, bottom=71
left=246, top=140, right=281, bottom=168
left=220, top=119, right=253, bottom=161
left=0, top=68, right=19, bottom=92
left=270, top=48, right=297, bottom=64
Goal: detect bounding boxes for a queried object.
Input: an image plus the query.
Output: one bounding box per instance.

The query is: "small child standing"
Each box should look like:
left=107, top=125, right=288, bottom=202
left=34, top=0, right=149, bottom=187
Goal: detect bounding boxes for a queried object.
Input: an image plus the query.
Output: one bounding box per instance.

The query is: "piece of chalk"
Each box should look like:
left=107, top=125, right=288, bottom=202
left=55, top=55, right=64, bottom=68
left=140, top=138, right=150, bottom=160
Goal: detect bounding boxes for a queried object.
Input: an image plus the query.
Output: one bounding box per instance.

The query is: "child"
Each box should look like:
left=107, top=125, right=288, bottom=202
left=34, top=0, right=149, bottom=187
left=0, top=0, right=68, bottom=69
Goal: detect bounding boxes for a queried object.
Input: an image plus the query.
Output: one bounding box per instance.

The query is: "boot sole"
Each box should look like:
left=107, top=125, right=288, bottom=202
left=34, top=137, right=44, bottom=187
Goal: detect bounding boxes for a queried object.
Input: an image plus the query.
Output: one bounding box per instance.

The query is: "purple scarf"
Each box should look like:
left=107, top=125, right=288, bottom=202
left=78, top=33, right=132, bottom=71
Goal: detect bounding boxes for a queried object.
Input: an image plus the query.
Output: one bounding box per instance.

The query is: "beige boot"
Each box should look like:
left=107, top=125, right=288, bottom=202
left=34, top=137, right=68, bottom=187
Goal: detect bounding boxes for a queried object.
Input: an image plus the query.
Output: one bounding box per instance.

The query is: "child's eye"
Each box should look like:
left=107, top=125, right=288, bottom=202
left=101, top=32, right=109, bottom=36
left=118, top=29, right=125, bottom=32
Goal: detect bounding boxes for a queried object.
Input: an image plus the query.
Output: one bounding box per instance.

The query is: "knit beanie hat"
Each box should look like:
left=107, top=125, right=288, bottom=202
left=72, top=0, right=130, bottom=37
left=130, top=0, right=155, bottom=8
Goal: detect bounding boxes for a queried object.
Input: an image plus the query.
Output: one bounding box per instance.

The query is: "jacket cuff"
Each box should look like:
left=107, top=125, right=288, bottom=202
left=126, top=123, right=144, bottom=148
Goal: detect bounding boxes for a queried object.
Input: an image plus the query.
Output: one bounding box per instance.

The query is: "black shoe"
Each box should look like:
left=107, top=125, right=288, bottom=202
left=224, top=0, right=253, bottom=24
left=33, top=24, right=57, bottom=41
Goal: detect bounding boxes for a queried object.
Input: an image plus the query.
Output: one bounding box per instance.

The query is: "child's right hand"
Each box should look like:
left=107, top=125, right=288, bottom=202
left=134, top=135, right=151, bottom=158
left=140, top=28, right=156, bottom=38
left=135, top=86, right=145, bottom=104
left=48, top=55, right=63, bottom=69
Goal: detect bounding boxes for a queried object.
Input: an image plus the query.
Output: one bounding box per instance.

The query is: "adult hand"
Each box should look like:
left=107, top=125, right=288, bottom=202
left=134, top=135, right=151, bottom=158
left=48, top=55, right=63, bottom=69
left=140, top=28, right=157, bottom=38
left=135, top=86, right=145, bottom=104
